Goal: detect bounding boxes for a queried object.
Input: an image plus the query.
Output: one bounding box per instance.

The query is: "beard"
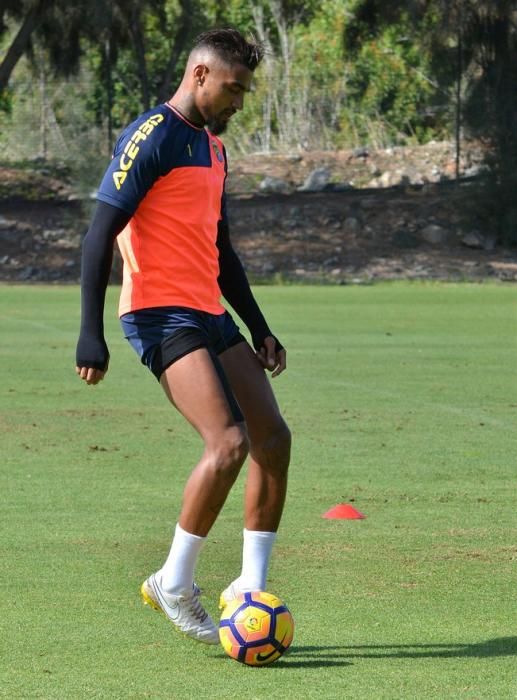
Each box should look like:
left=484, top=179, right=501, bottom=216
left=206, top=116, right=228, bottom=135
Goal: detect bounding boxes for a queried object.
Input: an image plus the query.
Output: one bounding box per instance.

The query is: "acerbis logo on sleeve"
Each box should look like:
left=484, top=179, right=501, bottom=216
left=113, top=113, right=164, bottom=190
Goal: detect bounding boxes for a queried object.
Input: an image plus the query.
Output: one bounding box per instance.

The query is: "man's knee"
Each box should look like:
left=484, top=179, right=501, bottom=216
left=252, top=419, right=291, bottom=473
left=207, top=425, right=249, bottom=478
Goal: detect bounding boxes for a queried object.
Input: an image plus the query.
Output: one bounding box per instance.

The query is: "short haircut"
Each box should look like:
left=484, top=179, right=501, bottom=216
left=192, top=28, right=264, bottom=71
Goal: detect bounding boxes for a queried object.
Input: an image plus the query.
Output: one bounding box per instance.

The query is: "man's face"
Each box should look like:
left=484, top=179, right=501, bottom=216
left=195, top=60, right=253, bottom=135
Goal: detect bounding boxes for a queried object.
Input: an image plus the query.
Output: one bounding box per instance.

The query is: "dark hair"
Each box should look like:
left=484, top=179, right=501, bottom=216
left=192, top=28, right=264, bottom=71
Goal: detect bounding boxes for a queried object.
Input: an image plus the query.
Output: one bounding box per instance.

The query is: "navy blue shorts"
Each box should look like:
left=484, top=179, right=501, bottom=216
left=120, top=306, right=246, bottom=421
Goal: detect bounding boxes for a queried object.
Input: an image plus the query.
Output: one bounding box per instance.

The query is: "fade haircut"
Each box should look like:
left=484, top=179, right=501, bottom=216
left=192, top=28, right=264, bottom=71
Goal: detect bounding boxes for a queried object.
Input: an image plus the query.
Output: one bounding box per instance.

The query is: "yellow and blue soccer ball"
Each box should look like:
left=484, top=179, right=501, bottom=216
left=219, top=591, right=294, bottom=666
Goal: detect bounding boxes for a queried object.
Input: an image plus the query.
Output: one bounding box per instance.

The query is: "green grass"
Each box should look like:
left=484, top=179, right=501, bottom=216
left=1, top=282, right=516, bottom=699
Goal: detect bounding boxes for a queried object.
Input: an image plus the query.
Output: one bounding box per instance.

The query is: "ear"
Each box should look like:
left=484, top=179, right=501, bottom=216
left=193, top=64, right=209, bottom=86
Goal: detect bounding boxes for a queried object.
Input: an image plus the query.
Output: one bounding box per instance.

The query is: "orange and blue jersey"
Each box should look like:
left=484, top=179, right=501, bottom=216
left=97, top=104, right=227, bottom=317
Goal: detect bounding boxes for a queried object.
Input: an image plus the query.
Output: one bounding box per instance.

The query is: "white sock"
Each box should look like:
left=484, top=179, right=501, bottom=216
left=158, top=523, right=206, bottom=596
left=238, top=528, right=277, bottom=591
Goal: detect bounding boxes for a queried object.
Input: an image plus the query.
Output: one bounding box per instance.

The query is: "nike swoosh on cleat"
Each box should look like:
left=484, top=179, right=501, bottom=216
left=152, top=578, right=180, bottom=621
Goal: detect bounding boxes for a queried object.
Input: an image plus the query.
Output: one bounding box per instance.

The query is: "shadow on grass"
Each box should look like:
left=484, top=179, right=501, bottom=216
left=273, top=647, right=353, bottom=668
left=276, top=637, right=516, bottom=667
left=213, top=646, right=353, bottom=669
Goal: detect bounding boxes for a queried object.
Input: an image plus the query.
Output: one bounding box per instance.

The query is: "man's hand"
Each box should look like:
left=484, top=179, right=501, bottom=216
left=75, top=364, right=108, bottom=385
left=256, top=335, right=286, bottom=378
left=75, top=335, right=110, bottom=385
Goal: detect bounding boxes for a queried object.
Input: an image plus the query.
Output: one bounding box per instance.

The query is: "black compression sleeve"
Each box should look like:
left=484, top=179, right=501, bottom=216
left=217, top=221, right=282, bottom=352
left=75, top=201, right=131, bottom=369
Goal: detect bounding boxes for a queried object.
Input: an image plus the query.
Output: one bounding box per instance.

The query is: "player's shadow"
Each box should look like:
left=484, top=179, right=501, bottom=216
left=273, top=647, right=353, bottom=668
left=276, top=637, right=516, bottom=667
left=214, top=648, right=352, bottom=669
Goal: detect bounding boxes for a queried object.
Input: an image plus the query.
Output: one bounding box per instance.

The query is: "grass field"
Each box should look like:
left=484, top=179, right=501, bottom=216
left=1, top=282, right=516, bottom=699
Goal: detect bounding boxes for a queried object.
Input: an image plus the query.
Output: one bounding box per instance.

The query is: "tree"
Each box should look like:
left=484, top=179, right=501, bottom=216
left=345, top=0, right=517, bottom=244
left=215, top=0, right=348, bottom=152
left=344, top=1, right=446, bottom=144
left=458, top=2, right=517, bottom=244
left=0, top=0, right=52, bottom=93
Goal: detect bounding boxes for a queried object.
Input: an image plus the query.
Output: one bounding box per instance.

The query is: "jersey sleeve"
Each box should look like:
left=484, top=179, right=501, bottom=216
left=96, top=111, right=169, bottom=216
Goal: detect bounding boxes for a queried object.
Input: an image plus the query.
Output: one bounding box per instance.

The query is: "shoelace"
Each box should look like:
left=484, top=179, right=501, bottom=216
left=187, top=594, right=208, bottom=623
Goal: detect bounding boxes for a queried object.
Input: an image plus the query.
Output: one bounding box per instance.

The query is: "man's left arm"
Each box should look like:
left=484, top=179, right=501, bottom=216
left=216, top=217, right=286, bottom=377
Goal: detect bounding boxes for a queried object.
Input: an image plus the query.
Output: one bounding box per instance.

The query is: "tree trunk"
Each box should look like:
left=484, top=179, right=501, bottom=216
left=252, top=5, right=274, bottom=152
left=156, top=0, right=194, bottom=103
left=104, top=36, right=114, bottom=151
left=454, top=19, right=462, bottom=182
left=0, top=0, right=50, bottom=92
left=128, top=4, right=150, bottom=111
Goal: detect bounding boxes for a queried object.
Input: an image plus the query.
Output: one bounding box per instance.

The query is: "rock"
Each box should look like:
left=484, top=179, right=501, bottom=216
left=283, top=219, right=297, bottom=230
left=482, top=234, right=497, bottom=251
left=343, top=217, right=361, bottom=235
left=378, top=171, right=399, bottom=188
left=464, top=164, right=488, bottom=178
left=0, top=228, right=32, bottom=244
left=461, top=231, right=486, bottom=249
left=371, top=170, right=402, bottom=188
left=259, top=176, right=292, bottom=194
left=323, top=182, right=354, bottom=192
left=43, top=228, right=67, bottom=241
left=443, top=159, right=460, bottom=178
left=393, top=230, right=421, bottom=249
left=18, top=266, right=36, bottom=280
left=428, top=166, right=442, bottom=183
left=261, top=262, right=275, bottom=273
left=351, top=147, right=369, bottom=159
left=372, top=168, right=428, bottom=188
left=360, top=197, right=378, bottom=209
left=298, top=168, right=331, bottom=192
left=401, top=168, right=426, bottom=186
left=420, top=224, right=451, bottom=244
left=55, top=237, right=79, bottom=249
left=488, top=262, right=517, bottom=279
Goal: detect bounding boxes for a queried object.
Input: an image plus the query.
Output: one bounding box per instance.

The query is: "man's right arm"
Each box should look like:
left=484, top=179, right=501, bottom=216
left=75, top=201, right=131, bottom=384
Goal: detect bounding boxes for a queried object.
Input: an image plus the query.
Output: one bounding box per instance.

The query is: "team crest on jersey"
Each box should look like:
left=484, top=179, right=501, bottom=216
left=211, top=140, right=224, bottom=163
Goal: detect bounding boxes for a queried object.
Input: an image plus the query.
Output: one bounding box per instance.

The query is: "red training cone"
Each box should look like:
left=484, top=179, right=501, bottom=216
left=322, top=503, right=366, bottom=519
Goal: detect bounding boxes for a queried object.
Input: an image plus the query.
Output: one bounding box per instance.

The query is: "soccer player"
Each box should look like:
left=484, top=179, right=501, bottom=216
left=75, top=29, right=291, bottom=645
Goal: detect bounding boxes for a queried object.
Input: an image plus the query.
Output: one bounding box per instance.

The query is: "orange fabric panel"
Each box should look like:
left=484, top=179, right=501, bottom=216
left=117, top=134, right=226, bottom=316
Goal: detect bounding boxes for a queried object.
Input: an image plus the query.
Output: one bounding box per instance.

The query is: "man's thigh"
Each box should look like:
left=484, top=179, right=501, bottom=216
left=160, top=347, right=239, bottom=441
left=218, top=342, right=284, bottom=444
